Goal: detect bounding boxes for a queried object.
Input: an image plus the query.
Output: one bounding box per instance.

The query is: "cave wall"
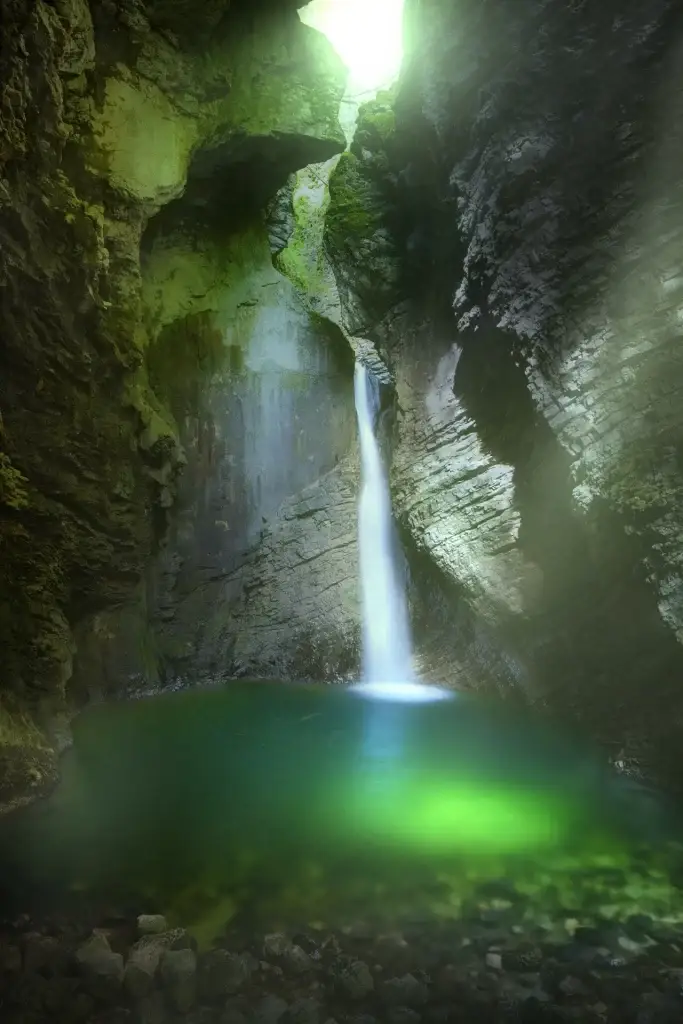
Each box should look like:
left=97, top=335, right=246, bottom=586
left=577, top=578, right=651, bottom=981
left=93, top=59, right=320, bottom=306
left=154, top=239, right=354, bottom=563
left=0, top=0, right=347, bottom=809
left=71, top=219, right=360, bottom=693
left=323, top=0, right=683, bottom=784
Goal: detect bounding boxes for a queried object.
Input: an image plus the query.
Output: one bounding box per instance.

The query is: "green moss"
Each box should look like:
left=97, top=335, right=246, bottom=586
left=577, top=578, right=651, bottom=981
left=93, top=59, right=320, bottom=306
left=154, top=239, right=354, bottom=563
left=205, top=20, right=347, bottom=152
left=142, top=222, right=274, bottom=338
left=147, top=311, right=226, bottom=422
left=355, top=88, right=398, bottom=143
left=0, top=699, right=49, bottom=750
left=274, top=174, right=332, bottom=298
left=0, top=453, right=30, bottom=510
left=325, top=151, right=381, bottom=248
left=89, top=76, right=199, bottom=205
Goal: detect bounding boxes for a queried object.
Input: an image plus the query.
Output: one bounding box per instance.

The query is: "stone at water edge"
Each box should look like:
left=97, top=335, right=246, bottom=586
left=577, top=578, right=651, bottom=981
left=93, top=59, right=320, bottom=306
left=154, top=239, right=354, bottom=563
left=263, top=933, right=291, bottom=958
left=137, top=914, right=168, bottom=935
left=137, top=990, right=167, bottom=1024
left=124, top=935, right=167, bottom=1000
left=22, top=931, right=70, bottom=975
left=284, top=996, right=322, bottom=1024
left=337, top=960, right=375, bottom=999
left=379, top=974, right=429, bottom=1007
left=254, top=994, right=289, bottom=1024
left=75, top=932, right=124, bottom=999
left=198, top=947, right=255, bottom=1000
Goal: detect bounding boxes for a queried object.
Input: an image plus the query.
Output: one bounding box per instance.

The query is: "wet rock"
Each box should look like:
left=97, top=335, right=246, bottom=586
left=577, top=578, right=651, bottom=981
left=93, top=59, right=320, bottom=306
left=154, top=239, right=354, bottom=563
left=283, top=944, right=313, bottom=974
left=221, top=1007, right=247, bottom=1024
left=96, top=1011, right=135, bottom=1024
left=159, top=927, right=196, bottom=951
left=379, top=973, right=429, bottom=1008
left=186, top=1009, right=218, bottom=1024
left=485, top=952, right=503, bottom=971
left=558, top=975, right=591, bottom=998
left=625, top=914, right=655, bottom=940
left=198, top=949, right=254, bottom=1001
left=137, top=990, right=167, bottom=1024
left=22, top=931, right=70, bottom=975
left=374, top=933, right=414, bottom=973
left=161, top=947, right=197, bottom=1012
left=502, top=946, right=544, bottom=972
left=387, top=1009, right=422, bottom=1024
left=292, top=933, right=321, bottom=956
left=283, top=997, right=322, bottom=1024
left=75, top=932, right=124, bottom=999
left=124, top=935, right=167, bottom=1000
left=263, top=934, right=291, bottom=959
left=41, top=975, right=86, bottom=1016
left=138, top=915, right=168, bottom=936
left=337, top=959, right=375, bottom=999
left=0, top=941, right=22, bottom=976
left=253, top=994, right=289, bottom=1024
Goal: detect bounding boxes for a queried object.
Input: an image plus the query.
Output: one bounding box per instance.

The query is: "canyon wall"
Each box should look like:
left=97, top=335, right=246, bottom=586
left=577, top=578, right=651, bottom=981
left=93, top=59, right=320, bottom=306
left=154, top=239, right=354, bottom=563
left=324, top=0, right=683, bottom=784
left=0, top=0, right=348, bottom=809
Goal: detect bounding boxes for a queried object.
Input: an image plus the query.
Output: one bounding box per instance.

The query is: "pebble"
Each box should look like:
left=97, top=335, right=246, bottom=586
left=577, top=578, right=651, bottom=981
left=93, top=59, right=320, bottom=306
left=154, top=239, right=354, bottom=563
left=6, top=868, right=683, bottom=1024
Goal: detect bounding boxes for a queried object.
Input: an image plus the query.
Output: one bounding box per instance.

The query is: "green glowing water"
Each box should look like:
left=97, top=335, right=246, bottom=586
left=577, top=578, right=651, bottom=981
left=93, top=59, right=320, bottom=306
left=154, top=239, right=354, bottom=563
left=0, top=683, right=678, bottom=939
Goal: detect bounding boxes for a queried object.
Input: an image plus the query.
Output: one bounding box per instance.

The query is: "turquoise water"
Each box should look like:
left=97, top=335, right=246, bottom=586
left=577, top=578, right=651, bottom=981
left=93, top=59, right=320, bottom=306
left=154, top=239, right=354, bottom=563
left=0, top=682, right=678, bottom=937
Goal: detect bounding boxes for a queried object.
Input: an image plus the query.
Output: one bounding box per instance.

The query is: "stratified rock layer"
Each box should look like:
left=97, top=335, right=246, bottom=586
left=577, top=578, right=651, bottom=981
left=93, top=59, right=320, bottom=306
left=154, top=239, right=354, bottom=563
left=324, top=0, right=683, bottom=784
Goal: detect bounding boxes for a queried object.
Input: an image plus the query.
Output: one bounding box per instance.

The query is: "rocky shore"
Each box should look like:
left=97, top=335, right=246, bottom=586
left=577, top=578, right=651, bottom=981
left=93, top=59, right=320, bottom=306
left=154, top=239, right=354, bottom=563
left=4, top=862, right=683, bottom=1024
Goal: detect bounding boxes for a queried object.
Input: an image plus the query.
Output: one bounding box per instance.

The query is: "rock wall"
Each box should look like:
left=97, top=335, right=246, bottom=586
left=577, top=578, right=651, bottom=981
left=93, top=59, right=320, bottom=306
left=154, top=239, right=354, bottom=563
left=323, top=0, right=683, bottom=785
left=0, top=0, right=347, bottom=809
left=71, top=219, right=361, bottom=693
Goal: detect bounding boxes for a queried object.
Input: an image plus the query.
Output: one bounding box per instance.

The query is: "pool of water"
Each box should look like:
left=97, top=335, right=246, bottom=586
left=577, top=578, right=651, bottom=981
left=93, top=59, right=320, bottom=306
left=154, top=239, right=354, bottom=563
left=0, top=682, right=679, bottom=941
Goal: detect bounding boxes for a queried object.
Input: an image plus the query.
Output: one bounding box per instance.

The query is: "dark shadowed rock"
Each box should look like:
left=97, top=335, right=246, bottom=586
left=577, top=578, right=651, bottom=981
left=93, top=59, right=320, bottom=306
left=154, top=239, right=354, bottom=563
left=161, top=946, right=197, bottom=1012
left=75, top=933, right=124, bottom=999
left=337, top=960, right=375, bottom=999
left=198, top=949, right=254, bottom=1001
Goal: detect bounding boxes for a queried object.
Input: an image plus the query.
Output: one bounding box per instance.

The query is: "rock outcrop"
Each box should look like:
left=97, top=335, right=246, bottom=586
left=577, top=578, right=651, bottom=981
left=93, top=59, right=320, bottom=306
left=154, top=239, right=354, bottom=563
left=323, top=0, right=683, bottom=785
left=0, top=0, right=347, bottom=809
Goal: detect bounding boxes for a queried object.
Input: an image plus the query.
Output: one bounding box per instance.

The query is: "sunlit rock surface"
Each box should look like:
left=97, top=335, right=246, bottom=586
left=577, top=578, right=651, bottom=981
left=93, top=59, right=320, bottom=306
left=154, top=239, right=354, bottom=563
left=0, top=0, right=346, bottom=809
left=324, top=0, right=683, bottom=784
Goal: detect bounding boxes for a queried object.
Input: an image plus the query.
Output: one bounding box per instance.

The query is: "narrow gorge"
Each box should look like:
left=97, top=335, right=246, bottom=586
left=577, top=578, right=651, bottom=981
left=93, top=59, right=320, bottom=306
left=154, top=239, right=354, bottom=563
left=4, top=1, right=683, bottom=1020
left=4, top=0, right=683, bottom=808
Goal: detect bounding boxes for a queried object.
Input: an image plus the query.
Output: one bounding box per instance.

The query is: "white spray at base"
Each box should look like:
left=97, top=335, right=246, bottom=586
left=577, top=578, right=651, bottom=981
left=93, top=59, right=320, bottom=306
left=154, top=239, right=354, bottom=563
left=350, top=362, right=451, bottom=704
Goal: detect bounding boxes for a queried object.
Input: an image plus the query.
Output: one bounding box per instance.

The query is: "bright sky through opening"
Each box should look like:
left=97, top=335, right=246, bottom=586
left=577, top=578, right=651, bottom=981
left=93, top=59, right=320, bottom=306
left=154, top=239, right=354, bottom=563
left=300, top=0, right=405, bottom=96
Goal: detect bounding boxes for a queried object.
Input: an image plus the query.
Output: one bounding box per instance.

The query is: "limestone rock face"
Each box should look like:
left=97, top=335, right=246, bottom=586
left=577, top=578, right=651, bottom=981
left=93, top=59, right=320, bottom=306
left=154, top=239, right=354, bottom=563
left=69, top=219, right=360, bottom=694
left=324, top=0, right=683, bottom=784
left=0, top=0, right=346, bottom=810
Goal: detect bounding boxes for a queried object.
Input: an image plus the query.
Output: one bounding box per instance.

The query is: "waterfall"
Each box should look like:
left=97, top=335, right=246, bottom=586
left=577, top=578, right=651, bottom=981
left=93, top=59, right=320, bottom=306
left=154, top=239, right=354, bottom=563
left=351, top=363, right=451, bottom=702
left=354, top=362, right=413, bottom=685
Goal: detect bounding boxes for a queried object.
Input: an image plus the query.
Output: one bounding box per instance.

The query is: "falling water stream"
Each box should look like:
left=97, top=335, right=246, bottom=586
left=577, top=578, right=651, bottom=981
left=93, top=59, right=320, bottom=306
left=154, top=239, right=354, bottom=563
left=353, top=363, right=414, bottom=684
left=351, top=362, right=451, bottom=702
